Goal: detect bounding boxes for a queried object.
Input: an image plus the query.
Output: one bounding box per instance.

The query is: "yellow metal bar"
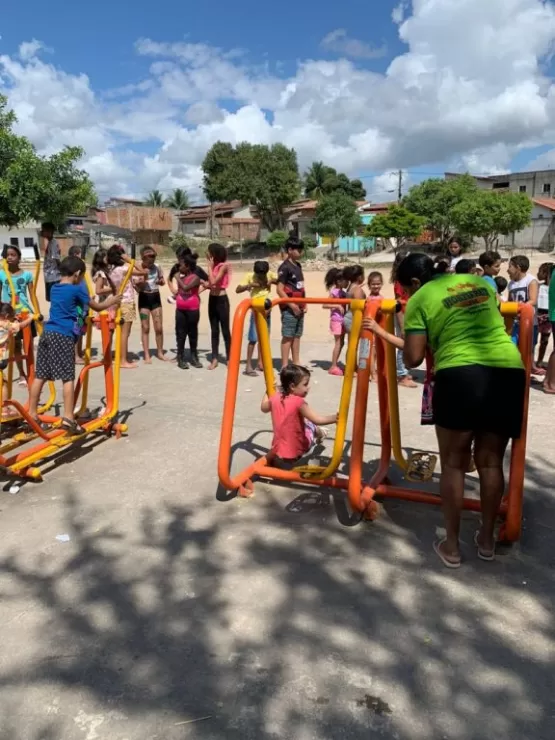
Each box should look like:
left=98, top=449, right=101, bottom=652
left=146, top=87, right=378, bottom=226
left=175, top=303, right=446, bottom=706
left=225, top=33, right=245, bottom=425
left=6, top=334, right=14, bottom=399
left=384, top=309, right=409, bottom=471
left=252, top=297, right=276, bottom=397
left=74, top=273, right=96, bottom=418
left=2, top=258, right=17, bottom=309
left=500, top=301, right=519, bottom=317
left=110, top=260, right=134, bottom=417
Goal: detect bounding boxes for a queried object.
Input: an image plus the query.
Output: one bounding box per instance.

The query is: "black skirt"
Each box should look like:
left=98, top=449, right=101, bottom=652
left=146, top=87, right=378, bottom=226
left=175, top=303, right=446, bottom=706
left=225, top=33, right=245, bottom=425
left=433, top=365, right=526, bottom=439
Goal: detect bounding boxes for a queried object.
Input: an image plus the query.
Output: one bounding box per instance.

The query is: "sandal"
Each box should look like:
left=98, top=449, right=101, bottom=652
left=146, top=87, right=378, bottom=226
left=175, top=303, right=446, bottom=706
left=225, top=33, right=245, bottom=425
left=243, top=369, right=258, bottom=377
left=26, top=417, right=50, bottom=432
left=61, top=417, right=86, bottom=435
left=474, top=531, right=495, bottom=561
left=433, top=539, right=461, bottom=569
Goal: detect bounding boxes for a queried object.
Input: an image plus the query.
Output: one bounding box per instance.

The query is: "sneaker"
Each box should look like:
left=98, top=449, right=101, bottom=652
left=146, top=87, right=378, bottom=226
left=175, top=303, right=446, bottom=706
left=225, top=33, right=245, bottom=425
left=190, top=354, right=203, bottom=369
left=177, top=356, right=189, bottom=370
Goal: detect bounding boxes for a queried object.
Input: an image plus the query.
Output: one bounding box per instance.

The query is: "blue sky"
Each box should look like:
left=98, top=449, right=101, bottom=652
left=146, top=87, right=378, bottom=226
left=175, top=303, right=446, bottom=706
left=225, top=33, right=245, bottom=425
left=1, top=0, right=555, bottom=201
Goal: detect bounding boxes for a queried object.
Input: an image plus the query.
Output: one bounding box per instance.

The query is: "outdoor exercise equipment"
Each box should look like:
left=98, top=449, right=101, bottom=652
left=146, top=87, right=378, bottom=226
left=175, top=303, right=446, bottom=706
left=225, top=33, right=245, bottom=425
left=218, top=295, right=532, bottom=543
left=0, top=247, right=136, bottom=481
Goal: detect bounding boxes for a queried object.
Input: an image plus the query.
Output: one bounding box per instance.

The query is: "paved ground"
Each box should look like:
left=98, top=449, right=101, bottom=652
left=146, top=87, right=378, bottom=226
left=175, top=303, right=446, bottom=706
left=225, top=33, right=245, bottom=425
left=0, top=281, right=554, bottom=739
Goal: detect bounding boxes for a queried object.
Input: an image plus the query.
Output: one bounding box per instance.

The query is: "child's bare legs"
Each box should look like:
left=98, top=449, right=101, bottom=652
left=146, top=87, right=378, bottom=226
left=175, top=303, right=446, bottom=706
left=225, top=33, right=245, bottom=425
left=140, top=309, right=152, bottom=363
left=28, top=377, right=46, bottom=419
left=330, top=335, right=344, bottom=372
left=544, top=349, right=555, bottom=393
left=537, top=333, right=549, bottom=366
left=121, top=322, right=137, bottom=369
left=151, top=307, right=167, bottom=361
left=245, top=341, right=257, bottom=374
left=281, top=337, right=293, bottom=369
left=75, top=336, right=84, bottom=364
left=291, top=337, right=301, bottom=365
left=62, top=380, right=76, bottom=421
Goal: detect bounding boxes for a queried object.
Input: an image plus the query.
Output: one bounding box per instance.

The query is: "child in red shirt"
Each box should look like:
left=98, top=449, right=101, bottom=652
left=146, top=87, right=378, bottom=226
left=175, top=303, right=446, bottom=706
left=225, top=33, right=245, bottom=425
left=261, top=364, right=337, bottom=463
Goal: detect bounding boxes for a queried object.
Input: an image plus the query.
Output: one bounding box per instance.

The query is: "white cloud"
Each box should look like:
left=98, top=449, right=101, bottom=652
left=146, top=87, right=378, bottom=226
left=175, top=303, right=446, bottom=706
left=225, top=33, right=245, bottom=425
left=1, top=0, right=555, bottom=201
left=321, top=29, right=387, bottom=60
left=392, top=2, right=409, bottom=25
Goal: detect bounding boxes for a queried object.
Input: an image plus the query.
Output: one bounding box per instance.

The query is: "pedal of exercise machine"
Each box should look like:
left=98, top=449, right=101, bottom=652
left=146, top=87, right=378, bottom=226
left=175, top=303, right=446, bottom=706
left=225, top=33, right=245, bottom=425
left=405, top=452, right=437, bottom=482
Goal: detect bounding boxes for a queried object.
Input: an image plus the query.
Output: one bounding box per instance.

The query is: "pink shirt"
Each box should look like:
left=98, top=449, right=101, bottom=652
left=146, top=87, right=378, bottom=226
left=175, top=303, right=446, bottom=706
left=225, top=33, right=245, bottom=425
left=176, top=274, right=200, bottom=311
left=269, top=393, right=308, bottom=459
left=210, top=262, right=231, bottom=291
left=110, top=264, right=134, bottom=303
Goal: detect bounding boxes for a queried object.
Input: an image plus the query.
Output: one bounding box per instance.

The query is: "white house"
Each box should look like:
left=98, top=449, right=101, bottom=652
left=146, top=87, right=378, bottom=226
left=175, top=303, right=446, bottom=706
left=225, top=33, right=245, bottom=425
left=0, top=221, right=41, bottom=258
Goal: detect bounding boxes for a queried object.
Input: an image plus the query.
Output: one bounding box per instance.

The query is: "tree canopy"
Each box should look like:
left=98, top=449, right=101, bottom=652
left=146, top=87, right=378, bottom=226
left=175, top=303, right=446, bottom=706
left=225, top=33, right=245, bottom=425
left=310, top=192, right=361, bottom=252
left=0, top=95, right=95, bottom=228
left=202, top=141, right=301, bottom=231
left=304, top=161, right=366, bottom=200
left=402, top=175, right=478, bottom=245
left=145, top=190, right=164, bottom=207
left=165, top=188, right=190, bottom=210
left=365, top=205, right=426, bottom=250
left=451, top=190, right=532, bottom=249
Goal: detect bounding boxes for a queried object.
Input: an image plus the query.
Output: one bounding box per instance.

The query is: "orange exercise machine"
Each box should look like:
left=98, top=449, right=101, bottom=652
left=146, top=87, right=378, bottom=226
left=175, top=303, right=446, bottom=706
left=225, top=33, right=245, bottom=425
left=0, top=249, right=134, bottom=482
left=218, top=296, right=532, bottom=542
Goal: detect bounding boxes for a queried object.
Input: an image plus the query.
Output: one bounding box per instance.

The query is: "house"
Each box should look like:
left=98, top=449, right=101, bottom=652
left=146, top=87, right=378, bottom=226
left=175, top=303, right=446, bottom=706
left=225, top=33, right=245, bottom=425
left=446, top=171, right=555, bottom=249
left=177, top=201, right=261, bottom=241
left=104, top=196, right=144, bottom=208
left=104, top=206, right=173, bottom=247
left=0, top=221, right=40, bottom=259
left=286, top=199, right=377, bottom=254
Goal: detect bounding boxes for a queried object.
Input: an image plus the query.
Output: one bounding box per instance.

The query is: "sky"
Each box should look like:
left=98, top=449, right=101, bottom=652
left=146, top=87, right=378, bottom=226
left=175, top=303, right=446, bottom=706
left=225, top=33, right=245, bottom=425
left=2, top=0, right=555, bottom=204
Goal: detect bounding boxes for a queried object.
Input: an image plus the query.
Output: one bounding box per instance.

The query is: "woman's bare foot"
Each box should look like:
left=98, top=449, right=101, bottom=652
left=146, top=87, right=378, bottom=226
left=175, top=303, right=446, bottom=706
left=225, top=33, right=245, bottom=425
left=398, top=375, right=417, bottom=388
left=208, top=360, right=219, bottom=371
left=433, top=538, right=461, bottom=568
left=157, top=351, right=172, bottom=362
left=144, top=355, right=152, bottom=364
left=121, top=361, right=138, bottom=369
left=75, top=357, right=85, bottom=366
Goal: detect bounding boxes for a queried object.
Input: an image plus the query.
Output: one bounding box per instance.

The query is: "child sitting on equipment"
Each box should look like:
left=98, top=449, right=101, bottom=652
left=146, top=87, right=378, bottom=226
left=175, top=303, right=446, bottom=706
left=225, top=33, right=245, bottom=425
left=323, top=267, right=348, bottom=377
left=0, top=304, right=33, bottom=367
left=27, top=256, right=122, bottom=435
left=236, top=260, right=277, bottom=376
left=261, top=364, right=337, bottom=464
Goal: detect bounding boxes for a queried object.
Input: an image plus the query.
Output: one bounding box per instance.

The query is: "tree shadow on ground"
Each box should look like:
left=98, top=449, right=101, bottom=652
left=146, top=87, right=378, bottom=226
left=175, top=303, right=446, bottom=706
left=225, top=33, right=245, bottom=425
left=0, top=477, right=553, bottom=739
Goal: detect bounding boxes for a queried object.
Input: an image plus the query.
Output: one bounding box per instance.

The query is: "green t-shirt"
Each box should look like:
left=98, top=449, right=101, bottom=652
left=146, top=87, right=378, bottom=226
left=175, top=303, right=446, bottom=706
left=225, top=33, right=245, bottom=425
left=549, top=269, right=555, bottom=322
left=404, top=274, right=523, bottom=372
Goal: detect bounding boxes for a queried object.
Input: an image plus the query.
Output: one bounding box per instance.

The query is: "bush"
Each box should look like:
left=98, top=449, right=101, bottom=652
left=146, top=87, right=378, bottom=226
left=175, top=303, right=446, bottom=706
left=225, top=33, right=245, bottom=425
left=169, top=233, right=192, bottom=253
left=266, top=231, right=289, bottom=251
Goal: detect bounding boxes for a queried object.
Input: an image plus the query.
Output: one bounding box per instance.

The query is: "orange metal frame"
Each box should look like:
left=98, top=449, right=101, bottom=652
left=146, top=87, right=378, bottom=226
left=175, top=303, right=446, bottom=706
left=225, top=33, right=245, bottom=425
left=218, top=297, right=533, bottom=542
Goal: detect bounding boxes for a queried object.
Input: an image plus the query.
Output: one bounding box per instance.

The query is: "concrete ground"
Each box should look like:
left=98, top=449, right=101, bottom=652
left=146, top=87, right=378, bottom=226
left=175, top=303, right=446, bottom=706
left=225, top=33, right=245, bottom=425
left=0, top=271, right=554, bottom=740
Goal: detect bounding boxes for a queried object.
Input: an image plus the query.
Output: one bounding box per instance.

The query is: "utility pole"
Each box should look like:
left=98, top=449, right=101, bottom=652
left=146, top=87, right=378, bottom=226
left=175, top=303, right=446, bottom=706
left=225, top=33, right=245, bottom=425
left=397, top=169, right=403, bottom=203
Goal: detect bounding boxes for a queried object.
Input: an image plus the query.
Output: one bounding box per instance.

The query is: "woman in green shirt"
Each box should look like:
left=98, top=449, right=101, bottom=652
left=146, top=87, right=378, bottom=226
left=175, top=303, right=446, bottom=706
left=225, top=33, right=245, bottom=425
left=397, top=253, right=526, bottom=569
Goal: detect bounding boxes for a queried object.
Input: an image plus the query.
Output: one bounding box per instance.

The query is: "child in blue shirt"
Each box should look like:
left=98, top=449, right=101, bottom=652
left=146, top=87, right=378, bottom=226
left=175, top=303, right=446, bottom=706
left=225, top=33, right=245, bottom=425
left=479, top=251, right=503, bottom=292
left=27, top=256, right=121, bottom=434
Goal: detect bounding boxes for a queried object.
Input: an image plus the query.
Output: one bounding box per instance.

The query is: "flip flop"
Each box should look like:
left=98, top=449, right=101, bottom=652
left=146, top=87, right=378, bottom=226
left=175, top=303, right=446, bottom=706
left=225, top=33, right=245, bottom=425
left=474, top=531, right=495, bottom=561
left=433, top=539, right=461, bottom=569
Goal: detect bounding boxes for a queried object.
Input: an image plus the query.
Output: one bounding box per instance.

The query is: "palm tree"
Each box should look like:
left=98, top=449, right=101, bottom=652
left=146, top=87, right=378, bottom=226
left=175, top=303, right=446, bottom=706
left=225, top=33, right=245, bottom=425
left=145, top=189, right=164, bottom=207
left=304, top=162, right=336, bottom=200
left=165, top=188, right=190, bottom=210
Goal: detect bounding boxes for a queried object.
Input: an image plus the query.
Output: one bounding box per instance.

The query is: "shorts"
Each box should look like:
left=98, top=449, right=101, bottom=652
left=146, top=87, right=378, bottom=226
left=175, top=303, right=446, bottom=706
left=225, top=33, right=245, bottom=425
left=343, top=311, right=353, bottom=333
left=304, top=420, right=318, bottom=450
left=247, top=312, right=271, bottom=344
left=433, top=365, right=526, bottom=439
left=45, top=281, right=59, bottom=302
left=138, top=291, right=162, bottom=312
left=330, top=318, right=344, bottom=336
left=121, top=302, right=137, bottom=323
left=281, top=311, right=304, bottom=339
left=511, top=321, right=538, bottom=348
left=35, top=331, right=76, bottom=383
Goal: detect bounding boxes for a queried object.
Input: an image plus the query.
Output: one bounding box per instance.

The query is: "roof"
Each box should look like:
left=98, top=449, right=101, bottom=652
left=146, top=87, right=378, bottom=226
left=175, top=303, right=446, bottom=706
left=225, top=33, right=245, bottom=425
left=107, top=196, right=144, bottom=205
left=532, top=197, right=555, bottom=211
left=177, top=200, right=245, bottom=221
left=359, top=202, right=391, bottom=213
left=284, top=199, right=318, bottom=214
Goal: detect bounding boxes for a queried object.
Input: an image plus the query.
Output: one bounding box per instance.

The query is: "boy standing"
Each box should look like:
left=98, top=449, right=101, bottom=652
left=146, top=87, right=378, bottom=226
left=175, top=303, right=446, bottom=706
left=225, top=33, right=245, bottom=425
left=27, top=256, right=121, bottom=434
left=277, top=237, right=306, bottom=368
left=41, top=222, right=61, bottom=302
left=236, top=260, right=277, bottom=375
left=507, top=255, right=541, bottom=373
left=479, top=251, right=503, bottom=292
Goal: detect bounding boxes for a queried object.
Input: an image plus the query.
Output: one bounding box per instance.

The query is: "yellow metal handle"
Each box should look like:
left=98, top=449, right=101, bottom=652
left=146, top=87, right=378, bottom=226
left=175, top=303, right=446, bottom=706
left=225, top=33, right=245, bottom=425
left=384, top=309, right=409, bottom=471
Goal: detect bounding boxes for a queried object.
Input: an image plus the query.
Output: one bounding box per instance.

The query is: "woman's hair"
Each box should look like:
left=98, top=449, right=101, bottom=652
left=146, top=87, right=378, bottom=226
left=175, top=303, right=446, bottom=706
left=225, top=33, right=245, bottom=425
left=324, top=267, right=343, bottom=290
left=455, top=258, right=477, bottom=274
left=343, top=264, right=364, bottom=284
left=390, top=250, right=409, bottom=284
left=0, top=303, right=15, bottom=319
left=396, top=252, right=448, bottom=288
left=207, top=242, right=227, bottom=265
left=107, top=244, right=125, bottom=267
left=60, top=256, right=86, bottom=277
left=92, top=248, right=108, bottom=277
left=368, top=271, right=384, bottom=284
left=537, top=262, right=555, bottom=282
left=280, top=363, right=310, bottom=396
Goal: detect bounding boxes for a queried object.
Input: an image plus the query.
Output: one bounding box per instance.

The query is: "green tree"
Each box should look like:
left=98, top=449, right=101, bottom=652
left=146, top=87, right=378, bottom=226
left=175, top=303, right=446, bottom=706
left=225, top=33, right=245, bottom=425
left=304, top=162, right=366, bottom=200
left=365, top=204, right=427, bottom=250
left=145, top=189, right=165, bottom=207
left=310, top=192, right=361, bottom=255
left=202, top=142, right=301, bottom=231
left=266, top=230, right=289, bottom=252
left=0, top=95, right=95, bottom=228
left=403, top=174, right=478, bottom=246
left=166, top=188, right=190, bottom=210
left=451, top=190, right=532, bottom=250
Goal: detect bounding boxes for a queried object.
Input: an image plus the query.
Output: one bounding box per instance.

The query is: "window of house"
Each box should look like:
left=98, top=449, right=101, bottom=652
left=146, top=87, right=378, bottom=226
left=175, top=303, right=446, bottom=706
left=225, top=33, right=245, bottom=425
left=492, top=181, right=510, bottom=189
left=9, top=237, right=19, bottom=247
left=543, top=183, right=551, bottom=194
left=519, top=185, right=527, bottom=193
left=24, top=238, right=34, bottom=247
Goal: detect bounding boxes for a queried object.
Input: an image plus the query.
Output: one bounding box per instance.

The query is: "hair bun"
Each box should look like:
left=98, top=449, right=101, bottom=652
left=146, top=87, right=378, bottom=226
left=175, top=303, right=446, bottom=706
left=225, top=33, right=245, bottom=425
left=434, top=260, right=449, bottom=275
